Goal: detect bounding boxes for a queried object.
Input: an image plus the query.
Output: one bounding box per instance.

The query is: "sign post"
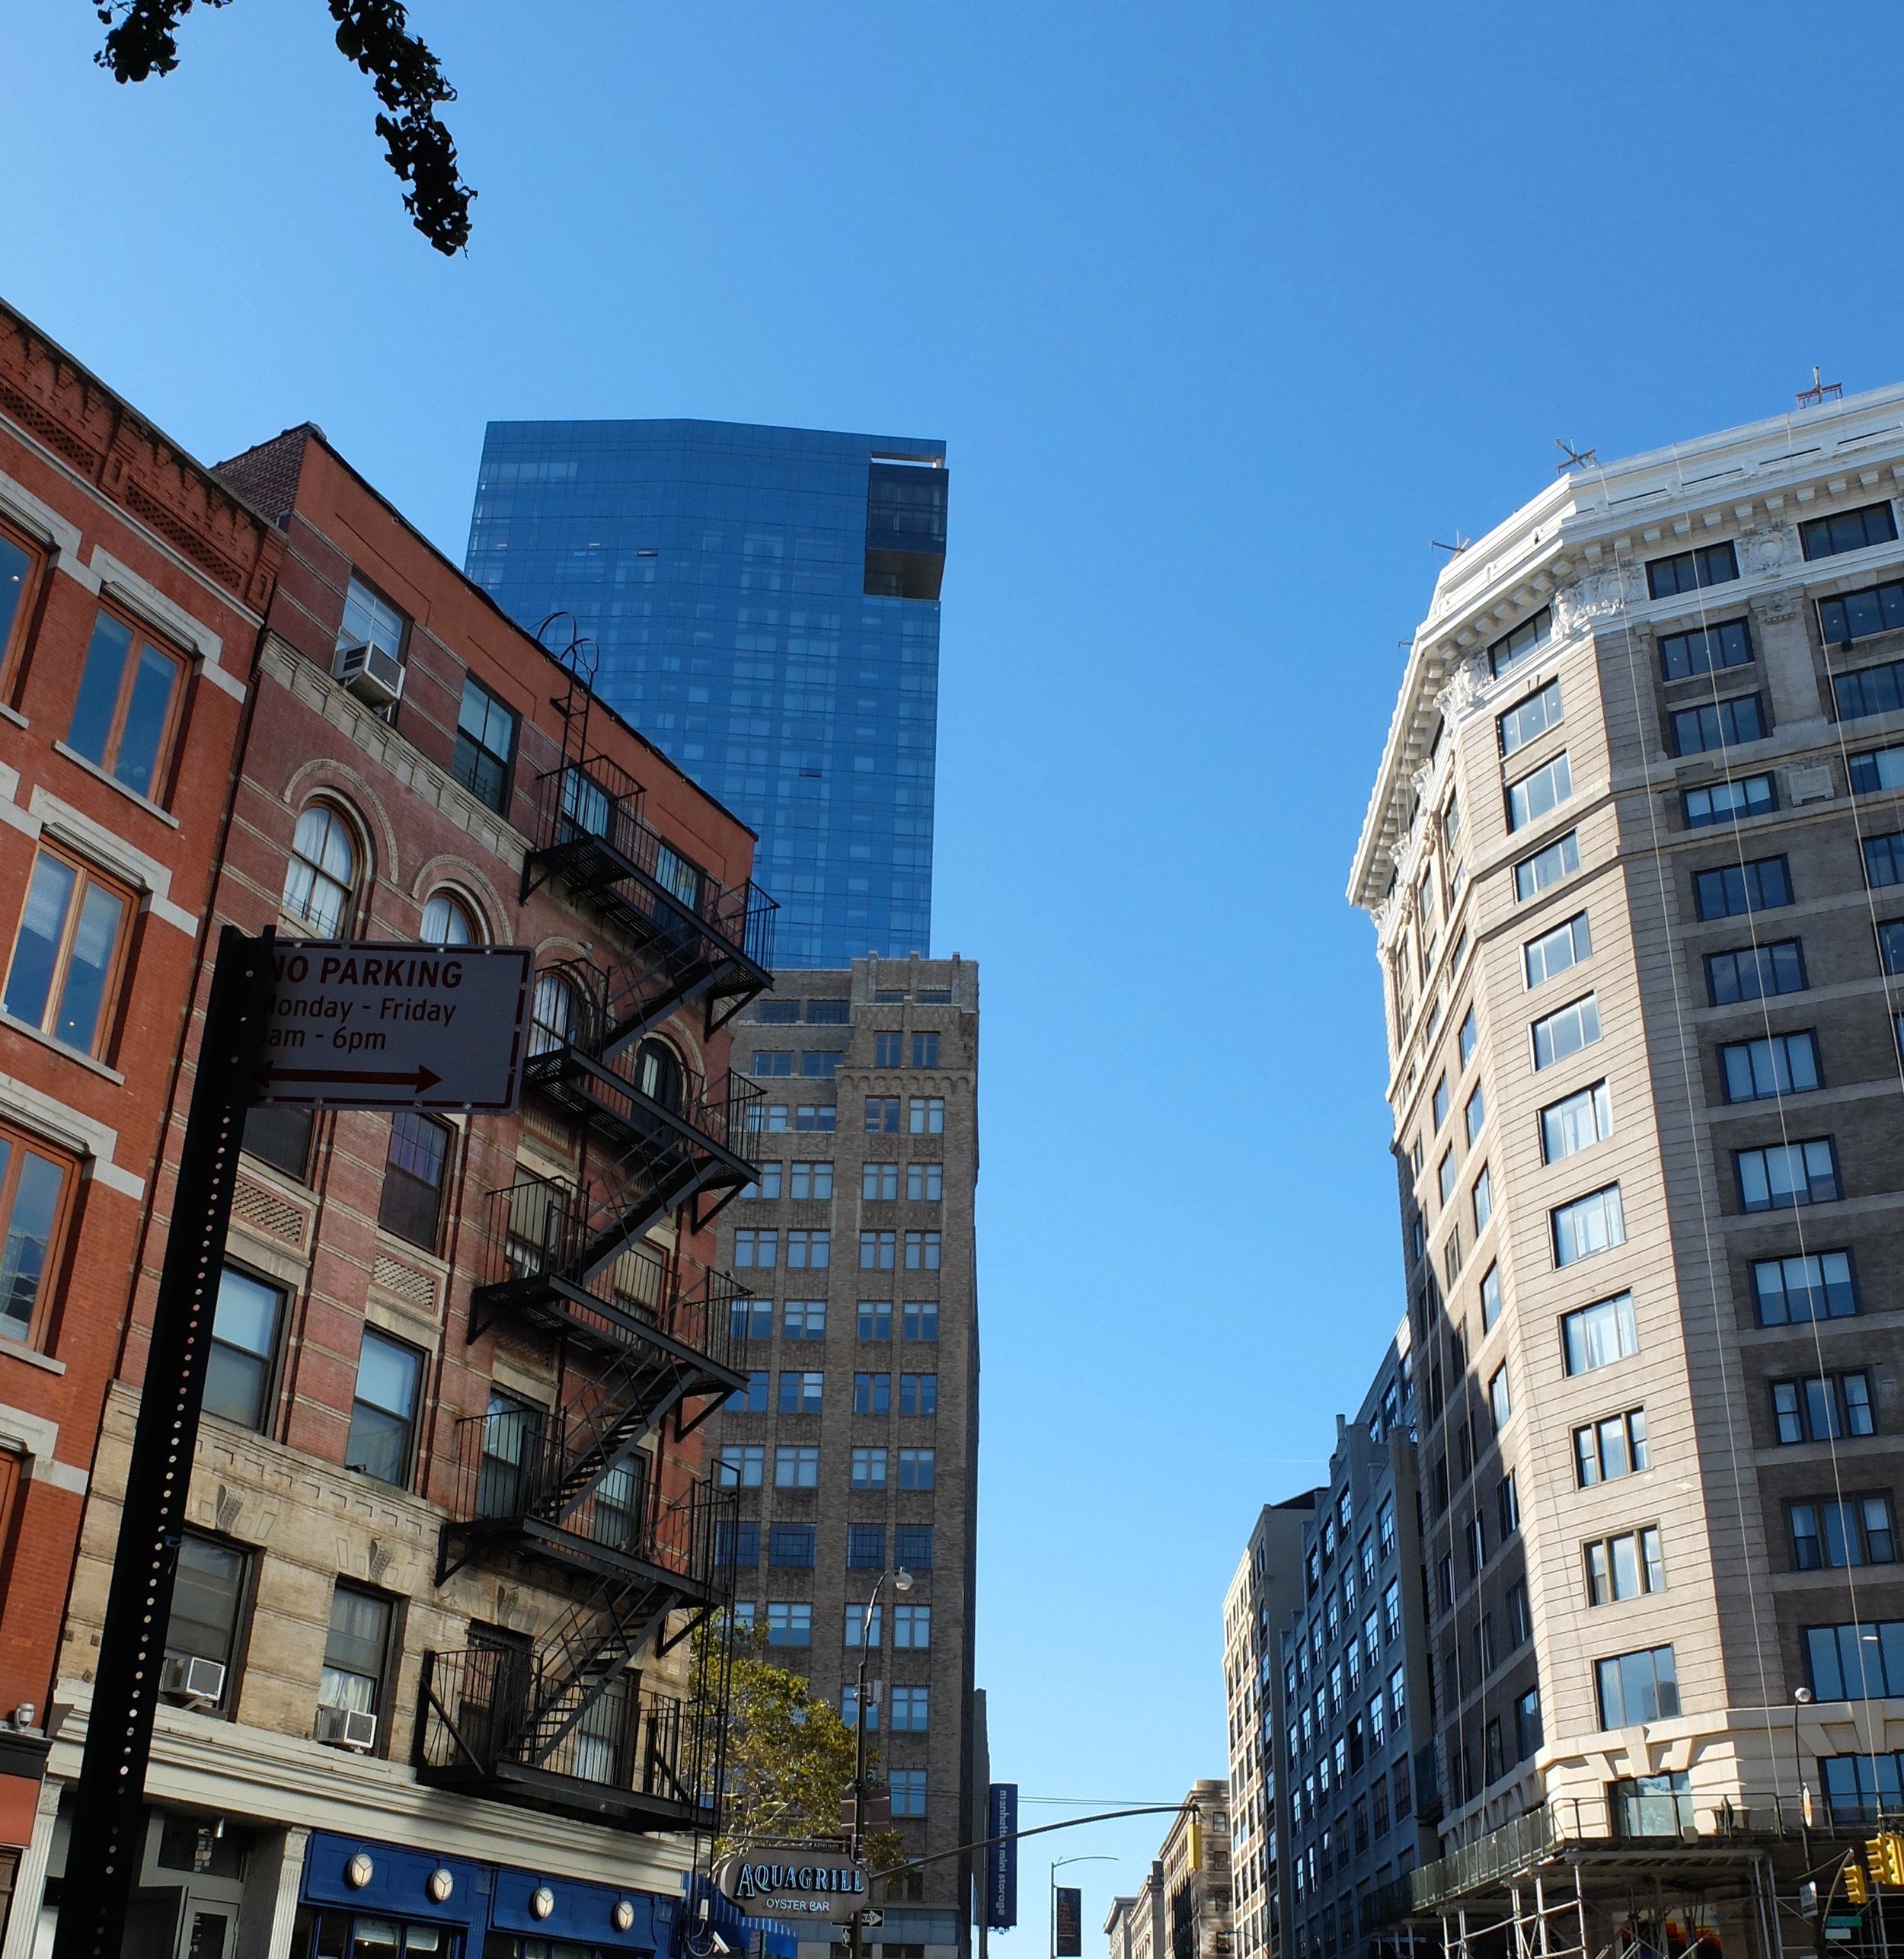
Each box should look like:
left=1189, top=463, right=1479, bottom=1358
left=53, top=928, right=276, bottom=1959
left=54, top=931, right=532, bottom=1959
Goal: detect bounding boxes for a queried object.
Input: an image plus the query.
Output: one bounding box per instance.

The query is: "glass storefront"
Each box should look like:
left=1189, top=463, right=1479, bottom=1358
left=294, top=1907, right=463, bottom=1959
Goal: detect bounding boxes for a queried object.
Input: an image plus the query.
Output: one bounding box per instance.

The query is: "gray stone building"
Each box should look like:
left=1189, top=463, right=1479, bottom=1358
left=1273, top=1344, right=1437, bottom=1959
left=709, top=954, right=981, bottom=1959
left=1348, top=383, right=1904, bottom=1955
left=1223, top=1497, right=1316, bottom=1959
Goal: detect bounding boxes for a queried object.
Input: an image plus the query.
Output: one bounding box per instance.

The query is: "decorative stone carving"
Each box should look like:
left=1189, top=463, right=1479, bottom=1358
left=1739, top=524, right=1794, bottom=578
left=1552, top=567, right=1632, bottom=640
left=1435, top=653, right=1488, bottom=724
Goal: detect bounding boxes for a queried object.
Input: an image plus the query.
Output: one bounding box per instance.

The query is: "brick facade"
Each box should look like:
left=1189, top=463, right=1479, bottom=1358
left=0, top=297, right=281, bottom=1941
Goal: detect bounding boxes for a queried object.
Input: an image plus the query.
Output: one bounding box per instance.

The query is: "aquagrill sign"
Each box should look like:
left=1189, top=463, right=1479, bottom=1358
left=716, top=1858, right=871, bottom=1921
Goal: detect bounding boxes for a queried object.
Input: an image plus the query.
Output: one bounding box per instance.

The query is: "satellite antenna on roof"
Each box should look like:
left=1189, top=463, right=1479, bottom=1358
left=1430, top=532, right=1471, bottom=556
left=1796, top=365, right=1843, bottom=409
left=1555, top=438, right=1598, bottom=474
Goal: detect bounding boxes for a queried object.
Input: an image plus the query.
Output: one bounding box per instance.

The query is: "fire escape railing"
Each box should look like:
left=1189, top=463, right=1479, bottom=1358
left=520, top=750, right=776, bottom=1031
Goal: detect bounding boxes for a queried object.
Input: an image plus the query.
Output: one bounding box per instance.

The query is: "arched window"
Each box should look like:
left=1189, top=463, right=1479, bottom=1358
left=529, top=971, right=578, bottom=1056
left=635, top=1038, right=683, bottom=1112
left=420, top=891, right=481, bottom=947
left=283, top=805, right=357, bottom=935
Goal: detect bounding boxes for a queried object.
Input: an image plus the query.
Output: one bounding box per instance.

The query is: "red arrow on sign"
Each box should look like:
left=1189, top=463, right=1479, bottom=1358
left=259, top=1064, right=443, bottom=1091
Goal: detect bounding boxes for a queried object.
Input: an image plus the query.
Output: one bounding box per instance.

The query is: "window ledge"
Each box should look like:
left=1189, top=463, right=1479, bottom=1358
left=0, top=1012, right=126, bottom=1083
left=0, top=702, right=24, bottom=731
left=51, top=743, right=181, bottom=829
left=0, top=1334, right=65, bottom=1376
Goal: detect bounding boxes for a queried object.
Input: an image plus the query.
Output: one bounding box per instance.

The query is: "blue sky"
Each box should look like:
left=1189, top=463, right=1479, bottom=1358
left=8, top=0, right=1904, bottom=1938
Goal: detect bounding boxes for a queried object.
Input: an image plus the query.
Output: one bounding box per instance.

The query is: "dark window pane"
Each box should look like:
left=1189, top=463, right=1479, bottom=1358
left=117, top=643, right=180, bottom=797
left=243, top=1104, right=312, bottom=1178
left=66, top=612, right=133, bottom=765
left=206, top=1267, right=282, bottom=1430
left=378, top=1113, right=449, bottom=1247
left=168, top=1534, right=244, bottom=1669
left=0, top=532, right=31, bottom=655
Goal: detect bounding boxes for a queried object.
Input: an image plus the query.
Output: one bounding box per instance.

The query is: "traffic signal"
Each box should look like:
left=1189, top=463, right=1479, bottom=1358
left=1845, top=1861, right=1870, bottom=1907
left=1185, top=1813, right=1203, bottom=1872
left=1864, top=1835, right=1904, bottom=1887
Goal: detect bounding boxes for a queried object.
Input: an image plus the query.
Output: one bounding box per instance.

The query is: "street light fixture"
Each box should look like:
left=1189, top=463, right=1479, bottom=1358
left=1050, top=1855, right=1116, bottom=1959
left=848, top=1571, right=915, bottom=1959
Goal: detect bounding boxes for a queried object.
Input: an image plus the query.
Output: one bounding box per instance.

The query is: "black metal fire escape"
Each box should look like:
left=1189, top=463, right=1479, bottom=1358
left=417, top=623, right=768, bottom=1829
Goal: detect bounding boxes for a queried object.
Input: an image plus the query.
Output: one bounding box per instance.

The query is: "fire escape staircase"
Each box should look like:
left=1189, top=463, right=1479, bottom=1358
left=423, top=628, right=759, bottom=1826
left=422, top=1369, right=740, bottom=1826
left=519, top=746, right=776, bottom=1039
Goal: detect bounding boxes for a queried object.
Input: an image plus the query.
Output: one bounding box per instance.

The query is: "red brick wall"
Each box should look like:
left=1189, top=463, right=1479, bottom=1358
left=0, top=299, right=281, bottom=1731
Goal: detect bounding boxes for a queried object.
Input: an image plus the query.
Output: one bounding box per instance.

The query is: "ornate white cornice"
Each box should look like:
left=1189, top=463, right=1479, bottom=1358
left=1349, top=380, right=1904, bottom=911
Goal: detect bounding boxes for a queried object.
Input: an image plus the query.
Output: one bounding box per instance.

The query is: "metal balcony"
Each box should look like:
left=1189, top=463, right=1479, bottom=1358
left=525, top=1034, right=759, bottom=1210
left=471, top=1181, right=755, bottom=1362
left=417, top=1646, right=718, bottom=1831
left=520, top=753, right=775, bottom=1032
left=439, top=1403, right=736, bottom=1594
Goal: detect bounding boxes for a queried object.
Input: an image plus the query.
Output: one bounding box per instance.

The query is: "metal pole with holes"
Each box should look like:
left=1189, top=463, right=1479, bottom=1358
left=52, top=928, right=275, bottom=1959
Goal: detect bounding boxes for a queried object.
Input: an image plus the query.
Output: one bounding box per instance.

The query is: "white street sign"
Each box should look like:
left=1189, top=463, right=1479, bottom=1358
left=253, top=941, right=533, bottom=1111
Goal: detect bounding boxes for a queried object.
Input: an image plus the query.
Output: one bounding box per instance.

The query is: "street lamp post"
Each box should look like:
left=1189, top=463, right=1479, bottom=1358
left=849, top=1569, right=914, bottom=1959
left=1050, top=1855, right=1116, bottom=1959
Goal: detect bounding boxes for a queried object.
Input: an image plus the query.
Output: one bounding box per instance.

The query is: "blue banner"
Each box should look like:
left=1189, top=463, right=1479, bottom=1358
left=986, top=1784, right=1018, bottom=1930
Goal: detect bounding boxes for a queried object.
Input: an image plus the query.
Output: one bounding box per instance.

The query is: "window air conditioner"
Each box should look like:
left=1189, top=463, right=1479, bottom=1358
left=159, top=1654, right=225, bottom=1705
left=314, top=1705, right=379, bottom=1751
left=332, top=638, right=405, bottom=708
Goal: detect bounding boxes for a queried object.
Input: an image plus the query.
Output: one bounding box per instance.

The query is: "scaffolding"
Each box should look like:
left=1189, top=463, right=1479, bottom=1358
left=1368, top=1794, right=1904, bottom=1959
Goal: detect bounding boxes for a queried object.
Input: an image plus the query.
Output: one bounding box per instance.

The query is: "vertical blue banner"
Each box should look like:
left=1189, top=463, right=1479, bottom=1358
left=986, top=1783, right=1019, bottom=1929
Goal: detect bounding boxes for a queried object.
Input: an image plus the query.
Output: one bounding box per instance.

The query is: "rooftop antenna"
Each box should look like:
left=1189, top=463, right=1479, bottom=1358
left=1430, top=532, right=1471, bottom=556
left=1796, top=365, right=1843, bottom=409
left=1555, top=438, right=1598, bottom=474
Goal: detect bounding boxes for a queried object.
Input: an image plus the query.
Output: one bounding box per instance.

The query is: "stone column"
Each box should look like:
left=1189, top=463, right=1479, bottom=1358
left=0, top=1780, right=63, bottom=1959
left=235, top=1827, right=309, bottom=1959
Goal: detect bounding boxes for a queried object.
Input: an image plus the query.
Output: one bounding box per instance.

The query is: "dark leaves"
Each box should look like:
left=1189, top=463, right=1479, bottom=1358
left=91, top=0, right=475, bottom=254
left=95, top=0, right=235, bottom=84
left=327, top=0, right=473, bottom=254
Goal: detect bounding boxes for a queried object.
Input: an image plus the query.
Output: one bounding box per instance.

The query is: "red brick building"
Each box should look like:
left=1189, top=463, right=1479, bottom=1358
left=0, top=302, right=283, bottom=1943
left=0, top=312, right=775, bottom=1959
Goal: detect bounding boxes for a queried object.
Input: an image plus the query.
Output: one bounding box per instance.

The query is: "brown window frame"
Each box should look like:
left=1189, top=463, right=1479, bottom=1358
left=66, top=604, right=192, bottom=804
left=377, top=1111, right=455, bottom=1252
left=0, top=519, right=46, bottom=700
left=0, top=1119, right=79, bottom=1350
left=4, top=845, right=137, bottom=1060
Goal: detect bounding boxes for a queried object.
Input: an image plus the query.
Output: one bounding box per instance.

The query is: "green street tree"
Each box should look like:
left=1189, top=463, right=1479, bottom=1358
left=696, top=1622, right=908, bottom=1880
left=90, top=0, right=474, bottom=253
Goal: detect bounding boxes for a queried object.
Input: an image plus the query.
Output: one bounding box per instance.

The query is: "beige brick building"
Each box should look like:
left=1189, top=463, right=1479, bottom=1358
left=709, top=954, right=980, bottom=1959
left=1349, top=386, right=1904, bottom=1952
left=1106, top=1785, right=1232, bottom=1959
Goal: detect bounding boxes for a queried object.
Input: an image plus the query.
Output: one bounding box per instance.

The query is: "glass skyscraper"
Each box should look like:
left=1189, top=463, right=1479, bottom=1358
left=465, top=419, right=947, bottom=967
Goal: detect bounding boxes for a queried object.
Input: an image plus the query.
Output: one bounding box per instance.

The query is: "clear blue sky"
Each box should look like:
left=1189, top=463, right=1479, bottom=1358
left=7, top=0, right=1903, bottom=1939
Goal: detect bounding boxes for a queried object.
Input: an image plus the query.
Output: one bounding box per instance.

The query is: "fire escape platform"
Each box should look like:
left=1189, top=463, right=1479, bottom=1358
left=469, top=1270, right=748, bottom=1395
left=417, top=1752, right=714, bottom=1831
left=439, top=1511, right=727, bottom=1598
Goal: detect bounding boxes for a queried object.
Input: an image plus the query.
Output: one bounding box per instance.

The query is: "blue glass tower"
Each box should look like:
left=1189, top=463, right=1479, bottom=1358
left=465, top=420, right=946, bottom=968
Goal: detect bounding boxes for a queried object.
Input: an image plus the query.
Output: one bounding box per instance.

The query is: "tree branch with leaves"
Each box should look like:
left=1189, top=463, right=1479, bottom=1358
left=698, top=1620, right=866, bottom=1864
left=91, top=0, right=474, bottom=253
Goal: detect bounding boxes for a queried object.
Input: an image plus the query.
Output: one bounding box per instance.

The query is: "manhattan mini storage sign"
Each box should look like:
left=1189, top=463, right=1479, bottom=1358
left=253, top=940, right=533, bottom=1111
